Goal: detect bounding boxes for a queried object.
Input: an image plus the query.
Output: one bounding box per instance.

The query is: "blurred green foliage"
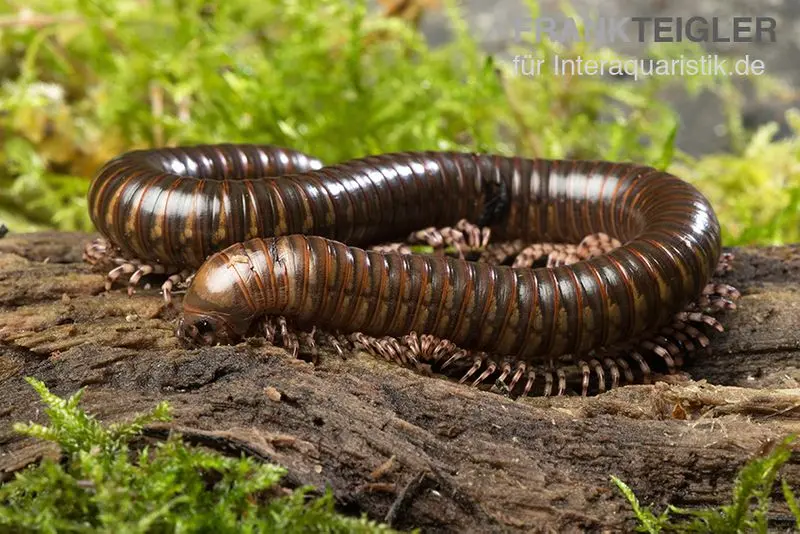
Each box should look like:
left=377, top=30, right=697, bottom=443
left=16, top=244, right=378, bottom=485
left=672, top=111, right=800, bottom=245
left=0, top=0, right=798, bottom=244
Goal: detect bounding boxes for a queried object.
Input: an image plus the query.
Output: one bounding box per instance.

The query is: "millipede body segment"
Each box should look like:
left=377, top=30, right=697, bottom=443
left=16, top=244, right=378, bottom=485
left=87, top=144, right=727, bottom=393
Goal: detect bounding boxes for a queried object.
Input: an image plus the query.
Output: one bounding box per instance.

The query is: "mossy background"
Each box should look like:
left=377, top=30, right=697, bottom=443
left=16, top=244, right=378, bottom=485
left=1, top=0, right=798, bottom=244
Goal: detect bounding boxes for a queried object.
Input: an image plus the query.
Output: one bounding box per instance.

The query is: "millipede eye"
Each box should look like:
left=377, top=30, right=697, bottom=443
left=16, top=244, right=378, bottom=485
left=195, top=319, right=213, bottom=334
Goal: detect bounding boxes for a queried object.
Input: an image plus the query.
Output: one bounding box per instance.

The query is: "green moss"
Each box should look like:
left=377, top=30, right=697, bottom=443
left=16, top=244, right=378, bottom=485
left=0, top=0, right=797, bottom=244
left=670, top=111, right=800, bottom=245
left=0, top=0, right=508, bottom=231
left=612, top=435, right=799, bottom=533
left=0, top=377, right=401, bottom=533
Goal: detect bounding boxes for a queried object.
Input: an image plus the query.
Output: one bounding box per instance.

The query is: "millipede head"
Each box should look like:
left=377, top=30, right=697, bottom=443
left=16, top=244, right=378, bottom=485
left=178, top=246, right=261, bottom=346
left=177, top=310, right=244, bottom=346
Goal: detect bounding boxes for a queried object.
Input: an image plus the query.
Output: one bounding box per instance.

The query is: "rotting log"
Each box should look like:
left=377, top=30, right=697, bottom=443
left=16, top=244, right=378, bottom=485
left=0, top=232, right=798, bottom=533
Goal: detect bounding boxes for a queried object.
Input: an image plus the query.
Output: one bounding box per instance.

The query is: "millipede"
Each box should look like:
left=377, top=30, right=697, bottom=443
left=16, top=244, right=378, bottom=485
left=85, top=144, right=739, bottom=397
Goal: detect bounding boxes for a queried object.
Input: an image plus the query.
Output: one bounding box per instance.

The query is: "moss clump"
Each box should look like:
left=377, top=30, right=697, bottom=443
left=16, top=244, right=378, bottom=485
left=0, top=377, right=400, bottom=533
left=612, top=435, right=799, bottom=533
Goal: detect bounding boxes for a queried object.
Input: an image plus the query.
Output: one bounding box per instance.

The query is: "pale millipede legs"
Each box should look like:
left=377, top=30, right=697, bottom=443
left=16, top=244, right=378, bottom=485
left=91, top=219, right=737, bottom=397
left=83, top=237, right=190, bottom=303
left=203, top=219, right=739, bottom=398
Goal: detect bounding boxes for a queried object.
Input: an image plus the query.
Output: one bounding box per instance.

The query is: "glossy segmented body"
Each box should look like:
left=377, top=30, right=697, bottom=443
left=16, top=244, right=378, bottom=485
left=159, top=149, right=722, bottom=365
left=87, top=145, right=729, bottom=393
left=87, top=145, right=326, bottom=268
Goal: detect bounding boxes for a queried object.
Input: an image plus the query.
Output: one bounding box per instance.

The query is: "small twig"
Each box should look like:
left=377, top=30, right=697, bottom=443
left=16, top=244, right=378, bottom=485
left=177, top=95, right=191, bottom=124
left=0, top=13, right=82, bottom=29
left=384, top=470, right=430, bottom=526
left=378, top=0, right=439, bottom=27
left=149, top=82, right=164, bottom=146
left=756, top=402, right=800, bottom=420
left=496, top=69, right=543, bottom=157
left=370, top=454, right=396, bottom=480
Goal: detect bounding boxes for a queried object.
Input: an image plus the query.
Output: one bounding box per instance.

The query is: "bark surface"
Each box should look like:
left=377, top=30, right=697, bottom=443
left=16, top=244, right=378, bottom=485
left=0, top=232, right=798, bottom=532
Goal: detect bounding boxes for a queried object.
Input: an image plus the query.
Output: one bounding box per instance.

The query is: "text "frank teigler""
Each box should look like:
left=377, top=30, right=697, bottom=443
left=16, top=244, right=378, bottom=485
left=513, top=16, right=777, bottom=44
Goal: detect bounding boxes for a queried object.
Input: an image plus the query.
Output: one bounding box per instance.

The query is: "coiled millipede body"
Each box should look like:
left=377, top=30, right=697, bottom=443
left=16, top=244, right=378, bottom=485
left=86, top=145, right=738, bottom=397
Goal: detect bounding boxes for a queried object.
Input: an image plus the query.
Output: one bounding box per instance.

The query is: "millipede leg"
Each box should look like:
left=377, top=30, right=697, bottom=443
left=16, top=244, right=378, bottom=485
left=480, top=239, right=526, bottom=265
left=401, top=331, right=421, bottom=358
left=128, top=264, right=166, bottom=296
left=590, top=359, right=606, bottom=393
left=106, top=264, right=132, bottom=288
left=628, top=351, right=651, bottom=384
left=579, top=360, right=591, bottom=396
left=472, top=360, right=497, bottom=387
left=690, top=282, right=741, bottom=312
left=88, top=240, right=184, bottom=302
left=436, top=227, right=469, bottom=258
left=508, top=362, right=526, bottom=392
left=408, top=226, right=445, bottom=249
left=557, top=368, right=567, bottom=396
left=83, top=237, right=115, bottom=266
left=322, top=331, right=348, bottom=359
left=576, top=232, right=622, bottom=259
left=352, top=331, right=467, bottom=368
left=401, top=332, right=459, bottom=366
left=441, top=348, right=468, bottom=370
left=508, top=232, right=622, bottom=269
left=376, top=219, right=493, bottom=259
left=615, top=357, right=634, bottom=384
left=674, top=312, right=724, bottom=332
left=552, top=232, right=622, bottom=267
left=455, top=219, right=491, bottom=249
left=459, top=356, right=484, bottom=384
left=522, top=369, right=536, bottom=397
left=543, top=371, right=554, bottom=397
left=161, top=269, right=193, bottom=304
left=496, top=362, right=512, bottom=387
left=318, top=330, right=353, bottom=360
left=602, top=358, right=620, bottom=389
left=277, top=316, right=299, bottom=359
left=639, top=340, right=676, bottom=373
left=299, top=327, right=318, bottom=363
left=350, top=332, right=406, bottom=366
left=715, top=252, right=735, bottom=275
left=412, top=219, right=491, bottom=258
left=510, top=242, right=584, bottom=268
left=262, top=318, right=351, bottom=362
left=386, top=336, right=413, bottom=365
left=262, top=317, right=277, bottom=344
left=369, top=242, right=414, bottom=255
left=513, top=243, right=559, bottom=268
left=661, top=327, right=695, bottom=353
left=373, top=336, right=400, bottom=363
left=672, top=322, right=710, bottom=348
left=547, top=246, right=581, bottom=267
